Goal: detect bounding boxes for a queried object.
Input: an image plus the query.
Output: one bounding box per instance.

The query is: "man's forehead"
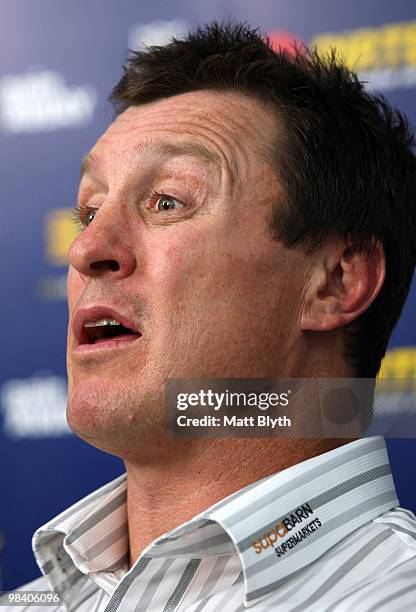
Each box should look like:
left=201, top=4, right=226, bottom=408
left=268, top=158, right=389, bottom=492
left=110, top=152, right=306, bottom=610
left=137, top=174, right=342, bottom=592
left=83, top=90, right=277, bottom=184
left=115, top=88, right=271, bottom=124
left=80, top=139, right=222, bottom=180
left=114, top=91, right=274, bottom=148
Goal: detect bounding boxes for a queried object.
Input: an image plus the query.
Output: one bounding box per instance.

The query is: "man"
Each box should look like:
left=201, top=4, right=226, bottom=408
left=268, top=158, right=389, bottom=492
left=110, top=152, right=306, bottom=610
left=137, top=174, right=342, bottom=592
left=4, top=21, right=416, bottom=611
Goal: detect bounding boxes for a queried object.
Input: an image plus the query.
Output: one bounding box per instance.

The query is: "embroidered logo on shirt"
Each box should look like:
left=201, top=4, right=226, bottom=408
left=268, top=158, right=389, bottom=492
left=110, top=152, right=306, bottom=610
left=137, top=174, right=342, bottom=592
left=252, top=503, right=321, bottom=555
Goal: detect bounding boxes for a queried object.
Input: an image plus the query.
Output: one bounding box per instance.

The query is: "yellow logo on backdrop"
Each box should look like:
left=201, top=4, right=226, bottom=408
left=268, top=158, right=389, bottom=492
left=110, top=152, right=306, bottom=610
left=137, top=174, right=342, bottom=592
left=378, top=347, right=416, bottom=379
left=313, top=21, right=416, bottom=71
left=45, top=208, right=79, bottom=266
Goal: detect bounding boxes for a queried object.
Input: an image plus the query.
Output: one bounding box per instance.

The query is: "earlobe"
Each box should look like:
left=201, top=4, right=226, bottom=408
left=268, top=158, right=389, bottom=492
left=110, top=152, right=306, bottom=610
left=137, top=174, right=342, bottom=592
left=301, top=238, right=386, bottom=332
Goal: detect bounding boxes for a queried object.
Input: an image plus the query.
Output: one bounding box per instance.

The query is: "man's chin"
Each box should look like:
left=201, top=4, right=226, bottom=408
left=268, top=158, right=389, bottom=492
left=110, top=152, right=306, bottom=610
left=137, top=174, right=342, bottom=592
left=66, top=382, right=168, bottom=458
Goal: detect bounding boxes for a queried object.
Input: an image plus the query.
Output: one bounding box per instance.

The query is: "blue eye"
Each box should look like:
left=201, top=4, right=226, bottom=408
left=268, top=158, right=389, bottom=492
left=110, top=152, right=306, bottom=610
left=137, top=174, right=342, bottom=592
left=155, top=195, right=184, bottom=212
left=85, top=210, right=96, bottom=226
left=71, top=206, right=97, bottom=229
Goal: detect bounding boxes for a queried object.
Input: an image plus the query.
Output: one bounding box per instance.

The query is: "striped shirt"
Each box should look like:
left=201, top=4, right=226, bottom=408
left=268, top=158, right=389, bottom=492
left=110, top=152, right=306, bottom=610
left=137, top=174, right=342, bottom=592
left=2, top=436, right=416, bottom=611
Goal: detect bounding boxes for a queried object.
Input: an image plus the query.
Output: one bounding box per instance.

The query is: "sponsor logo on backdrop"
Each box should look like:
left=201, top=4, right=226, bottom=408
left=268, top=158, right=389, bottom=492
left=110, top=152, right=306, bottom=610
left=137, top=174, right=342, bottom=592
left=0, top=69, right=97, bottom=134
left=313, top=21, right=416, bottom=91
left=267, top=30, right=304, bottom=55
left=371, top=348, right=416, bottom=428
left=0, top=374, right=71, bottom=438
left=45, top=208, right=79, bottom=266
left=128, top=19, right=189, bottom=50
left=36, top=275, right=68, bottom=301
left=379, top=347, right=416, bottom=379
left=35, top=207, right=80, bottom=301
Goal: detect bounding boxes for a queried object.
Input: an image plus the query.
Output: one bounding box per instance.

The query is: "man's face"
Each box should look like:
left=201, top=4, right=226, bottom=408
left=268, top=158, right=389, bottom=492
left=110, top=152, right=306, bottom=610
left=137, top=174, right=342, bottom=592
left=66, top=90, right=308, bottom=455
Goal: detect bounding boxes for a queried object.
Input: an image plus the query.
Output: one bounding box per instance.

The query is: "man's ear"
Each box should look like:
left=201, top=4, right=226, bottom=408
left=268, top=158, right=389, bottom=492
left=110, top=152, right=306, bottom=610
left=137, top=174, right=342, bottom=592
left=301, top=236, right=386, bottom=332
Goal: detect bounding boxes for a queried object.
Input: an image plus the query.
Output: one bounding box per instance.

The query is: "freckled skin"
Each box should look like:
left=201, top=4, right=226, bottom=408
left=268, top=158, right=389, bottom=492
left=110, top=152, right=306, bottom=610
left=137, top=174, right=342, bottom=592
left=66, top=91, right=310, bottom=455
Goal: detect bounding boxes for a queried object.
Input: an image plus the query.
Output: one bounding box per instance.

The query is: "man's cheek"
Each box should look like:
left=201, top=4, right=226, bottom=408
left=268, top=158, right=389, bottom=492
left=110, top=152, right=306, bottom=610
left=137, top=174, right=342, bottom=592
left=150, top=240, right=201, bottom=286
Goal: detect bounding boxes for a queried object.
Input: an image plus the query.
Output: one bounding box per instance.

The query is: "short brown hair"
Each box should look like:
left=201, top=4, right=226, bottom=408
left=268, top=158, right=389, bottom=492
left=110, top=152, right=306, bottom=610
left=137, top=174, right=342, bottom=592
left=110, top=20, right=416, bottom=378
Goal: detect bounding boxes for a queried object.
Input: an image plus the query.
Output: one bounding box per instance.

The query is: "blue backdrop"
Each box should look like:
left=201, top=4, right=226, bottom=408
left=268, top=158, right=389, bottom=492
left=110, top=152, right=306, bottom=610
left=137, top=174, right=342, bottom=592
left=1, top=0, right=416, bottom=590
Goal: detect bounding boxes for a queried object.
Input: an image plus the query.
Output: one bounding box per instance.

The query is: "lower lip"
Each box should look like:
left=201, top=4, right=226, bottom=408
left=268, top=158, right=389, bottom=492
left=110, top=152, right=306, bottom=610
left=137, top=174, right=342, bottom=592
left=74, top=334, right=142, bottom=354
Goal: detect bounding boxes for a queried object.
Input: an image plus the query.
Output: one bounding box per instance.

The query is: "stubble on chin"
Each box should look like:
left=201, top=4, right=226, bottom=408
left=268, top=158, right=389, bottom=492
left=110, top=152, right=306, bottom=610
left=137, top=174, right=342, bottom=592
left=66, top=378, right=167, bottom=455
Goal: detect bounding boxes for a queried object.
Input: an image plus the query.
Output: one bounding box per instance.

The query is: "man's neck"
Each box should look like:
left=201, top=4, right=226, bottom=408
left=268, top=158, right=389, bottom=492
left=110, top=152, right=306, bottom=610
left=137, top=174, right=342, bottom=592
left=125, top=437, right=352, bottom=567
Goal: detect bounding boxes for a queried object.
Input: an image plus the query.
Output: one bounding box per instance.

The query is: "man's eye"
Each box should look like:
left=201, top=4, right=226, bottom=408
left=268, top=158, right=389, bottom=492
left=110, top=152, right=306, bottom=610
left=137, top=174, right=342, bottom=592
left=70, top=206, right=97, bottom=228
left=84, top=210, right=97, bottom=226
left=155, top=194, right=184, bottom=212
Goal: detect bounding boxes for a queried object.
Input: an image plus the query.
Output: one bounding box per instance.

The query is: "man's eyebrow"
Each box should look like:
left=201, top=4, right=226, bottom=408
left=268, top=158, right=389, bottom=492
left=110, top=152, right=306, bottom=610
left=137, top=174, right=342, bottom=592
left=79, top=141, right=221, bottom=180
left=80, top=152, right=100, bottom=180
left=150, top=141, right=222, bottom=167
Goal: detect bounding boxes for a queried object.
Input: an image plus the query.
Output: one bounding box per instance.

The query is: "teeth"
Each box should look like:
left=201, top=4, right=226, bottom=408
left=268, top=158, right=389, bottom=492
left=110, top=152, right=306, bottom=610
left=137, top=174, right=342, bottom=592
left=84, top=318, right=121, bottom=328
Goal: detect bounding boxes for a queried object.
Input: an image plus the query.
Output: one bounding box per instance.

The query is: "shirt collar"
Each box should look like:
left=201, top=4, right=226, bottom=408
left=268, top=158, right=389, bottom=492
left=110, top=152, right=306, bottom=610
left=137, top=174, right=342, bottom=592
left=32, top=436, right=398, bottom=609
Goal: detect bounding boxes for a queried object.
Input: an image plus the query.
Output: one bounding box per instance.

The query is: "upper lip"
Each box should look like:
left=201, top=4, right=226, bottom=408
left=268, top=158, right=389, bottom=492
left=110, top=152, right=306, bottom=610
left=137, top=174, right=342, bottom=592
left=73, top=305, right=140, bottom=346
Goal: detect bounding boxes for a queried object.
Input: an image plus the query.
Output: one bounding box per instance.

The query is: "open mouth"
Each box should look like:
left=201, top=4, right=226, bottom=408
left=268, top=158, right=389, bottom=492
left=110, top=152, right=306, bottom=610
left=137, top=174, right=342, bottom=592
left=73, top=307, right=143, bottom=351
left=84, top=318, right=141, bottom=344
left=76, top=317, right=142, bottom=349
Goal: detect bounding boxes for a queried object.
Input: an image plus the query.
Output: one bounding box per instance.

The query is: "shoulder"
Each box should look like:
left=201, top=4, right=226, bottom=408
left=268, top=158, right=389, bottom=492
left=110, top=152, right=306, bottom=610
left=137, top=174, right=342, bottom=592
left=0, top=575, right=64, bottom=611
left=328, top=506, right=416, bottom=611
left=374, top=506, right=416, bottom=545
left=337, top=506, right=416, bottom=610
left=333, top=554, right=416, bottom=611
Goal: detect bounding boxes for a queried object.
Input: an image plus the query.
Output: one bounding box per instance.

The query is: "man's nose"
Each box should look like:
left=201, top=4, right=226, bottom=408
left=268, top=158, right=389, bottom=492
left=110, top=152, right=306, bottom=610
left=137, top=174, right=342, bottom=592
left=68, top=204, right=137, bottom=280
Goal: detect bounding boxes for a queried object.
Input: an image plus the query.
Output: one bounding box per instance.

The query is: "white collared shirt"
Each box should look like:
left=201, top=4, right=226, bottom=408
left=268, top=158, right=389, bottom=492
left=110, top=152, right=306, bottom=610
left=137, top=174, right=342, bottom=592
left=2, top=436, right=416, bottom=611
